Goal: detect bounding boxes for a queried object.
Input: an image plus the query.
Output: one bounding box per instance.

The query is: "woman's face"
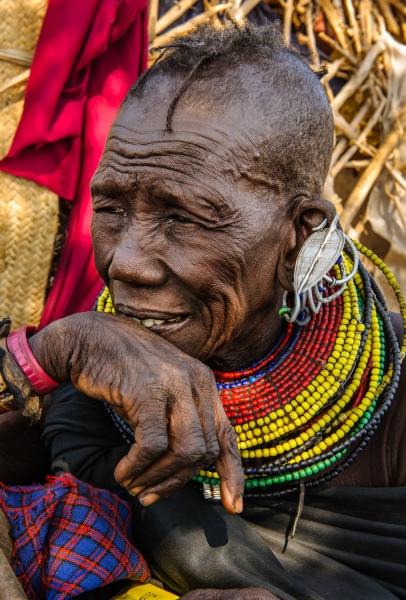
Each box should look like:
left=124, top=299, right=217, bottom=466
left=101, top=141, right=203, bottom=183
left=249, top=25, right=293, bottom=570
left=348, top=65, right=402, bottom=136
left=90, top=80, right=291, bottom=369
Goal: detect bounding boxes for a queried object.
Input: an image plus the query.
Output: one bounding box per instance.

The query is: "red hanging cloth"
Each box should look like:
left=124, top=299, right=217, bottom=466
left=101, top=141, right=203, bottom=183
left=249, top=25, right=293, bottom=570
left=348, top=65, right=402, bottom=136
left=0, top=0, right=148, bottom=327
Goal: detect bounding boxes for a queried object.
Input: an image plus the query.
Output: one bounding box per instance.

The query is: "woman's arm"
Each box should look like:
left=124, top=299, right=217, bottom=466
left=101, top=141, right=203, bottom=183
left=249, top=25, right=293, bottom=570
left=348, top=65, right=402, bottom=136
left=2, top=311, right=244, bottom=513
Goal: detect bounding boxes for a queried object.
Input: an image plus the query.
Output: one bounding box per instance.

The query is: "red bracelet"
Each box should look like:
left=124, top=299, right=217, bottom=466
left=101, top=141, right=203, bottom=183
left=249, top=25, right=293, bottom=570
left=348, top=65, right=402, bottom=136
left=6, top=326, right=61, bottom=396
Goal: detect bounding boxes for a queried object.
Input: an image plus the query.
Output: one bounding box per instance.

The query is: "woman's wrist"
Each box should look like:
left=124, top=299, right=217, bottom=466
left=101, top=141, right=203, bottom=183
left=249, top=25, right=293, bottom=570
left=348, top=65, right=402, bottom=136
left=0, top=317, right=42, bottom=423
left=0, top=313, right=94, bottom=422
left=27, top=316, right=83, bottom=383
left=7, top=326, right=60, bottom=395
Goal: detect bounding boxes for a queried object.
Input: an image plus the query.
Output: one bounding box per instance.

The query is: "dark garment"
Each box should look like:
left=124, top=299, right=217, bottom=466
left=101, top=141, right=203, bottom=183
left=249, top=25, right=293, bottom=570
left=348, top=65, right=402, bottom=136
left=43, top=384, right=406, bottom=600
left=0, top=408, right=50, bottom=486
left=42, top=388, right=128, bottom=493
left=130, top=485, right=406, bottom=600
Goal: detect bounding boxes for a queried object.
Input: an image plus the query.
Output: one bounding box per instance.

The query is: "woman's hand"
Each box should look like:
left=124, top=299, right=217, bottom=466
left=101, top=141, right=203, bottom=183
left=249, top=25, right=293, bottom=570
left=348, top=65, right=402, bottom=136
left=29, top=312, right=244, bottom=513
left=182, top=588, right=280, bottom=600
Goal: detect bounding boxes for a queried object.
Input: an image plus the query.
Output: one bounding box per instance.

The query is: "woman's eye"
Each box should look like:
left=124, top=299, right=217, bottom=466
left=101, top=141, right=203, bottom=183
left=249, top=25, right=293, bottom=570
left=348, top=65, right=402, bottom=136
left=104, top=207, right=126, bottom=215
left=167, top=215, right=191, bottom=224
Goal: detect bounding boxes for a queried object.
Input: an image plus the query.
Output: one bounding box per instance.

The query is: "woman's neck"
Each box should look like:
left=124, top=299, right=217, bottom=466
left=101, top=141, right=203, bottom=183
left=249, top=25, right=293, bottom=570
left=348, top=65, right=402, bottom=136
left=206, top=304, right=284, bottom=372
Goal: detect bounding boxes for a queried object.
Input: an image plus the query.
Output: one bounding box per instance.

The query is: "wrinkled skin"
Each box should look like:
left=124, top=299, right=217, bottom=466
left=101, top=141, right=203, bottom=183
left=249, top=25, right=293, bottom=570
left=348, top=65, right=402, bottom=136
left=28, top=69, right=338, bottom=600
left=31, top=72, right=334, bottom=508
left=92, top=74, right=334, bottom=498
left=30, top=311, right=243, bottom=512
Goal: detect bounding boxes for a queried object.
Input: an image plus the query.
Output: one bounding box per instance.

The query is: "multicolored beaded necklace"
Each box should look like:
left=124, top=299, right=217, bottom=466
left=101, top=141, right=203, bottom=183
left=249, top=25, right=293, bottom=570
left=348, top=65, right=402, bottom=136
left=97, top=243, right=406, bottom=501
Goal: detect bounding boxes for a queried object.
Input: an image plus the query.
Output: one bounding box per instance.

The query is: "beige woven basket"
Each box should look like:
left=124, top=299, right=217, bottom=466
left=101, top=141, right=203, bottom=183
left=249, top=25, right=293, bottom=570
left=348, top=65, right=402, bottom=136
left=0, top=0, right=58, bottom=329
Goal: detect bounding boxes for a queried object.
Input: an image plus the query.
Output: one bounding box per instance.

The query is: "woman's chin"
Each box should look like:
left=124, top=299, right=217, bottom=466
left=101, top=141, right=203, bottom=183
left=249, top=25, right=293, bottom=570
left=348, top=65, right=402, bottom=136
left=151, top=319, right=209, bottom=359
left=145, top=315, right=190, bottom=337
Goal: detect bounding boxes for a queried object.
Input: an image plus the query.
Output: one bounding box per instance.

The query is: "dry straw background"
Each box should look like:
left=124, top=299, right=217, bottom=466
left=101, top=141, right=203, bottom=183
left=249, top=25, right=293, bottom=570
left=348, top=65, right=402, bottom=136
left=0, top=0, right=58, bottom=329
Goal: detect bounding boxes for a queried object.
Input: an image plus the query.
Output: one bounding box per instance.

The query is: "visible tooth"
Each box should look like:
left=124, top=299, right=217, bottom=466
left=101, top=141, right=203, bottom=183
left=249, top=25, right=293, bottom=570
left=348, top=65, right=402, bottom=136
left=140, top=317, right=183, bottom=327
left=132, top=317, right=141, bottom=323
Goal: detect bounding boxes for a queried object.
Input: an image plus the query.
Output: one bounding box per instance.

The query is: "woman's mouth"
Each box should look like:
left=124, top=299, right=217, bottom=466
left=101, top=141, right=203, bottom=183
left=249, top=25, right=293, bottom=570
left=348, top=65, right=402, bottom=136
left=115, top=305, right=189, bottom=334
left=131, top=315, right=188, bottom=335
left=132, top=316, right=182, bottom=327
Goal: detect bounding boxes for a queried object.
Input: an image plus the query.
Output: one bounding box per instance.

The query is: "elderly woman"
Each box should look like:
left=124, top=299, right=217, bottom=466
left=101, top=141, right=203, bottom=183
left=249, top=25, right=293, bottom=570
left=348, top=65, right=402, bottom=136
left=1, top=21, right=406, bottom=600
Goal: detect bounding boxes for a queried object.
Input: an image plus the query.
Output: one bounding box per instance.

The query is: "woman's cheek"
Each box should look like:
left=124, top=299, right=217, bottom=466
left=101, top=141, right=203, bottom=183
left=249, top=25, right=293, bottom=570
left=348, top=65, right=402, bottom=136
left=91, top=216, right=122, bottom=280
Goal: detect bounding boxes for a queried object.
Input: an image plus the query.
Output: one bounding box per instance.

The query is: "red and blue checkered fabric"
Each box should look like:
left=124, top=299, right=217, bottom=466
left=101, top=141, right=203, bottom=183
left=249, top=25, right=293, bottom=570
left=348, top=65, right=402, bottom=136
left=0, top=473, right=150, bottom=599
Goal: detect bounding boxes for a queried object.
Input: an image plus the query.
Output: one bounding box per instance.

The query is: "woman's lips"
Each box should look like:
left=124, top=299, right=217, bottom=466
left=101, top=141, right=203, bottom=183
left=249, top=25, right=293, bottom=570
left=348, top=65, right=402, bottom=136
left=115, top=305, right=189, bottom=334
left=132, top=316, right=182, bottom=326
left=132, top=315, right=189, bottom=335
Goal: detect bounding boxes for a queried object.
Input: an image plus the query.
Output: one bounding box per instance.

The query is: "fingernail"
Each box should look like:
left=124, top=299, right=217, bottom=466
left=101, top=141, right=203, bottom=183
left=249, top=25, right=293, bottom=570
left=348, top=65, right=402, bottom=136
left=139, top=493, right=161, bottom=506
left=127, top=486, right=144, bottom=497
left=234, top=496, right=243, bottom=514
left=121, top=479, right=133, bottom=488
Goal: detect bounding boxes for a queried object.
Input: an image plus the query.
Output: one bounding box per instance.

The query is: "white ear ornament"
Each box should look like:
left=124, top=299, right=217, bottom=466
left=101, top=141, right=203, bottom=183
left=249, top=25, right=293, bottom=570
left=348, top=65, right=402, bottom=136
left=281, top=214, right=359, bottom=326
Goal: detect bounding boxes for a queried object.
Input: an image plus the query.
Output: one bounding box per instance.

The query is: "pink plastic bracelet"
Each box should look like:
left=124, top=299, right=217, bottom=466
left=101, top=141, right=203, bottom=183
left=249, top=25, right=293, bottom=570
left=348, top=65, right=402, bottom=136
left=6, top=326, right=61, bottom=396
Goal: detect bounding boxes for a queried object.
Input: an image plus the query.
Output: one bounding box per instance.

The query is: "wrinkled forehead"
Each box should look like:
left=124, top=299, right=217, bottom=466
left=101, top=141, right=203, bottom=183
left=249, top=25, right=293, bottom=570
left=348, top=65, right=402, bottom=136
left=92, top=63, right=308, bottom=205
left=111, top=85, right=258, bottom=151
left=104, top=115, right=248, bottom=164
left=92, top=94, right=273, bottom=198
left=107, top=65, right=271, bottom=155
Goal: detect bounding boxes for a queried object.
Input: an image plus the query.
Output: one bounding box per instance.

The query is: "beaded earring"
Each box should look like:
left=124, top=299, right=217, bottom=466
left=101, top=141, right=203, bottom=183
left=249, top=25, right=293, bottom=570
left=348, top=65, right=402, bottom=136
left=280, top=214, right=359, bottom=326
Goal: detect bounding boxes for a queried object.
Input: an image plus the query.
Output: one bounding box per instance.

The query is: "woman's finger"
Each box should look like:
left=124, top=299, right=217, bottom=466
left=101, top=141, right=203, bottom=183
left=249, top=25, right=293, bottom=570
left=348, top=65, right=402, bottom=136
left=117, top=377, right=209, bottom=489
left=190, top=365, right=221, bottom=464
left=124, top=383, right=245, bottom=509
left=212, top=397, right=245, bottom=514
left=129, top=461, right=207, bottom=504
left=114, top=401, right=169, bottom=485
left=129, top=418, right=243, bottom=507
left=124, top=386, right=209, bottom=493
left=189, top=367, right=244, bottom=514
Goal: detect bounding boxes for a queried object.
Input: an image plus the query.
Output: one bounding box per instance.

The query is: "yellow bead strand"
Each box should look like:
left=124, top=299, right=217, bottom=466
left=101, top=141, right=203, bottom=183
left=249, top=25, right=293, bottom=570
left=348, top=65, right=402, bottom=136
left=354, top=241, right=406, bottom=360
left=238, top=256, right=363, bottom=459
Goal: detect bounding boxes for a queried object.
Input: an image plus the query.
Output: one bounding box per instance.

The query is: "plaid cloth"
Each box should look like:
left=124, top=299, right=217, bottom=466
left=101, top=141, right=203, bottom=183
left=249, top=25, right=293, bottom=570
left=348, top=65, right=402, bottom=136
left=0, top=473, right=150, bottom=600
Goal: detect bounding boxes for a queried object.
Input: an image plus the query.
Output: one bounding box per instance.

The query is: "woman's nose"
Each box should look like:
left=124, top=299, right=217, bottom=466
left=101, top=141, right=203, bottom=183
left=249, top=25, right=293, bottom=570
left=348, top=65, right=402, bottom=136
left=108, top=231, right=168, bottom=287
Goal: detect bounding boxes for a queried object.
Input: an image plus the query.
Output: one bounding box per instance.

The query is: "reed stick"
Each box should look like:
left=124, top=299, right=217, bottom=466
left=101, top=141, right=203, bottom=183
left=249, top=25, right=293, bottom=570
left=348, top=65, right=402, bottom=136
left=283, top=0, right=294, bottom=42
left=156, top=0, right=198, bottom=35
left=320, top=0, right=350, bottom=50
left=150, top=4, right=232, bottom=49
left=331, top=38, right=386, bottom=112
left=148, top=0, right=160, bottom=43
left=340, top=127, right=400, bottom=229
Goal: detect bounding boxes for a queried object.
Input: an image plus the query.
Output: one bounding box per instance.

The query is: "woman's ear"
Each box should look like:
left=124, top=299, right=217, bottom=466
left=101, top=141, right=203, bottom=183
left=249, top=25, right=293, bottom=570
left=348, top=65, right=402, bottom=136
left=277, top=197, right=336, bottom=292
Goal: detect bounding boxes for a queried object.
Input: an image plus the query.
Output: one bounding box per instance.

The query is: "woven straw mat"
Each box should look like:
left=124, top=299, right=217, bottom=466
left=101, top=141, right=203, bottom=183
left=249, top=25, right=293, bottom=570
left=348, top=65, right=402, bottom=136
left=0, top=0, right=58, bottom=329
